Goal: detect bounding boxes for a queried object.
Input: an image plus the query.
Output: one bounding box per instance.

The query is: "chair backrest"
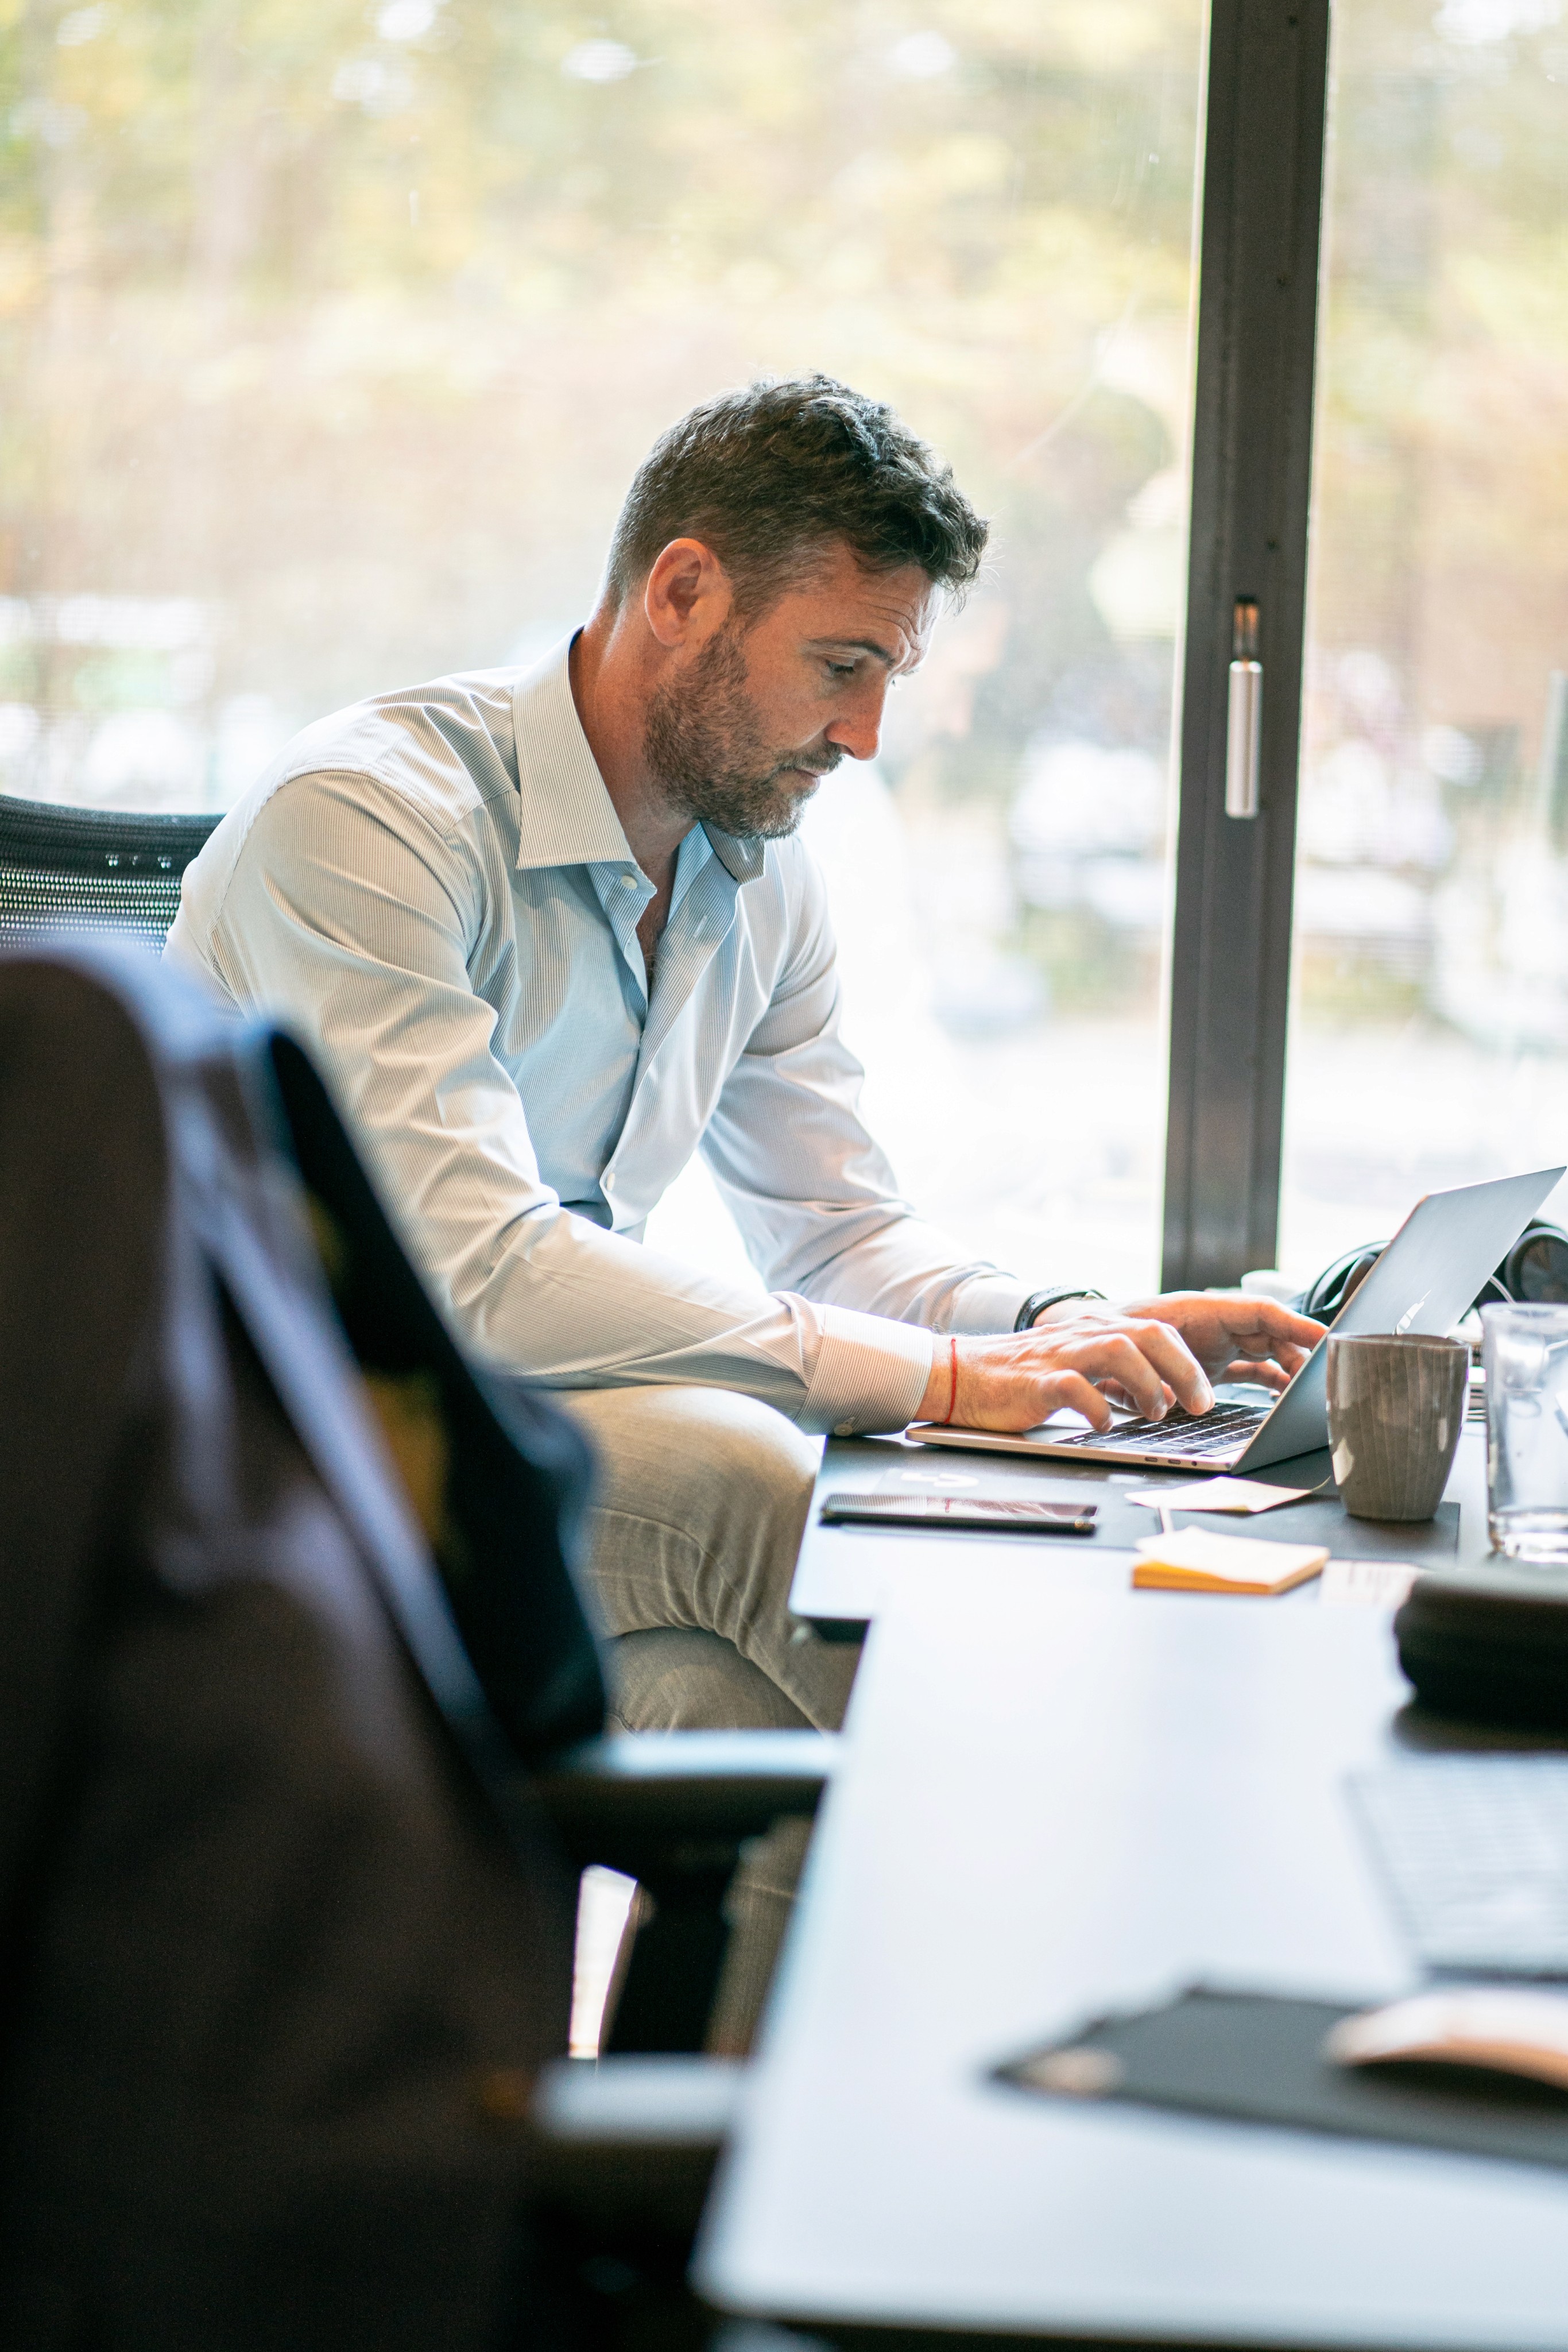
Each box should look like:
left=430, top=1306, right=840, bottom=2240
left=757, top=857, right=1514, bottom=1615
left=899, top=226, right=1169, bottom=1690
left=0, top=792, right=220, bottom=951
left=0, top=941, right=590, bottom=2346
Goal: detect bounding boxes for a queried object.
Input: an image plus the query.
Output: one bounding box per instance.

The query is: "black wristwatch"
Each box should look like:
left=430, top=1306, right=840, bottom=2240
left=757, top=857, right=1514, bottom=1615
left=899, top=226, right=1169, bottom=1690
left=1015, top=1285, right=1107, bottom=1332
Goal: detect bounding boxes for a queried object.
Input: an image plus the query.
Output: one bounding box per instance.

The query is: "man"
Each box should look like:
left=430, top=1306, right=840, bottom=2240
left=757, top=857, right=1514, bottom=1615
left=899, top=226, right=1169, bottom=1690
left=168, top=375, right=1320, bottom=1740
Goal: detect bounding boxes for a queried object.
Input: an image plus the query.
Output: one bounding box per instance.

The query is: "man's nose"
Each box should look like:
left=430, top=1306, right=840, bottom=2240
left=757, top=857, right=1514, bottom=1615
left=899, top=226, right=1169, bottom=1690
left=825, top=678, right=890, bottom=763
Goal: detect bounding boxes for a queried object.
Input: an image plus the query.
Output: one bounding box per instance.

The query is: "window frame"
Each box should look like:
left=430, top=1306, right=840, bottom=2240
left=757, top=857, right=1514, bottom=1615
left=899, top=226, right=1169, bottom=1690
left=1162, top=0, right=1333, bottom=1288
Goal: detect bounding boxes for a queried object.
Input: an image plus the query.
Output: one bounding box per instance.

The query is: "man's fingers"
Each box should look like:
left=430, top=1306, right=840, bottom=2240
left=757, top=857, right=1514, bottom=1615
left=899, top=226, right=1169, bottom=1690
left=1037, top=1324, right=1209, bottom=1420
left=1102, top=1377, right=1178, bottom=1414
left=1221, top=1301, right=1326, bottom=1351
left=1126, top=1295, right=1327, bottom=1375
left=1098, top=1318, right=1214, bottom=1416
left=1221, top=1358, right=1292, bottom=1391
left=1220, top=1343, right=1311, bottom=1382
left=1069, top=1331, right=1172, bottom=1421
left=1224, top=1329, right=1317, bottom=1373
left=949, top=1313, right=1224, bottom=1436
left=1033, top=1371, right=1117, bottom=1430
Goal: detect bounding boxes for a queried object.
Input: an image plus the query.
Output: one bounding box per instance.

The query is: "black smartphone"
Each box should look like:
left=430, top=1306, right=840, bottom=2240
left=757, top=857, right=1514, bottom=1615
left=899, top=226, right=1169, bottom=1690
left=818, top=1492, right=1097, bottom=1535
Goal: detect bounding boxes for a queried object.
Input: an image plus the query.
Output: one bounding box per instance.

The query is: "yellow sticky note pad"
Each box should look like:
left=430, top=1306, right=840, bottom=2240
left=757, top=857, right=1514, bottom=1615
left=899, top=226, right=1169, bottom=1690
left=1132, top=1526, right=1329, bottom=1595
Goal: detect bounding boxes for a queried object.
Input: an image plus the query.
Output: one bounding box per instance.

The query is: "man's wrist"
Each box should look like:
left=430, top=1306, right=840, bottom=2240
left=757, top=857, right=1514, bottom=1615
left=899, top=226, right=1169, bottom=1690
left=916, top=1332, right=953, bottom=1423
left=1014, top=1286, right=1106, bottom=1332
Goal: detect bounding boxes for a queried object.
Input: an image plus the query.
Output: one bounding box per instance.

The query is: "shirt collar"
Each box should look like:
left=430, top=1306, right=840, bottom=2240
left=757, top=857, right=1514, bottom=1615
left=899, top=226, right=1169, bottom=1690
left=511, top=632, right=766, bottom=885
left=700, top=821, right=765, bottom=885
left=512, top=635, right=635, bottom=869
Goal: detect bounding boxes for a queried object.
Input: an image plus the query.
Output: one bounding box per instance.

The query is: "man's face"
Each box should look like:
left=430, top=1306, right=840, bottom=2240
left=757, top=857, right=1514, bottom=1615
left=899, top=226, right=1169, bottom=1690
left=641, top=542, right=936, bottom=840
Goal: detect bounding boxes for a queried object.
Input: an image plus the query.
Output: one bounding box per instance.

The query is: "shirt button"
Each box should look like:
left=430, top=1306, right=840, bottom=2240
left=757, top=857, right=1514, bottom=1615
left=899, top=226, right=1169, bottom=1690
left=603, top=1171, right=616, bottom=1191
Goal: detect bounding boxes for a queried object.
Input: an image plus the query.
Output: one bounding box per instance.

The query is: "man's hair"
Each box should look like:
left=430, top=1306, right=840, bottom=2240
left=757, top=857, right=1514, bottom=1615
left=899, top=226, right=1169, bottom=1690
left=605, top=374, right=988, bottom=617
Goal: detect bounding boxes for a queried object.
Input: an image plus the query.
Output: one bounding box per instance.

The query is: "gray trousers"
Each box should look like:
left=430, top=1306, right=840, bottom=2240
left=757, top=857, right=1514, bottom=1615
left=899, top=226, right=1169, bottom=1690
left=553, top=1384, right=861, bottom=2048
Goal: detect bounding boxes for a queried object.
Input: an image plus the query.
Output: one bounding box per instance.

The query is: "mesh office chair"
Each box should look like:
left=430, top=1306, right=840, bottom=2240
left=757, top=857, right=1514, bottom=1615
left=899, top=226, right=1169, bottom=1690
left=0, top=790, right=219, bottom=952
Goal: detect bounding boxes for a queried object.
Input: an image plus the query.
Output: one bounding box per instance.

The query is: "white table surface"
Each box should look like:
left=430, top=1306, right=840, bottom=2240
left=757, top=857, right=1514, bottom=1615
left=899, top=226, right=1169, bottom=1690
left=698, top=1571, right=1568, bottom=2346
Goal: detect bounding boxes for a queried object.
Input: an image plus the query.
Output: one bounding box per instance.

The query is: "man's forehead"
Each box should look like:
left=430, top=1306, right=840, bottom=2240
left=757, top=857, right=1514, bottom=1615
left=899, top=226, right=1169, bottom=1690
left=789, top=556, right=938, bottom=667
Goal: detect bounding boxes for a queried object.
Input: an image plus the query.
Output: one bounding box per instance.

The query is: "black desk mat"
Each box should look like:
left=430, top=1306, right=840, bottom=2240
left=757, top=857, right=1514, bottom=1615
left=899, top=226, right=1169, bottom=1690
left=823, top=1438, right=1459, bottom=1562
left=998, top=1984, right=1568, bottom=2173
left=1194, top=1493, right=1460, bottom=1563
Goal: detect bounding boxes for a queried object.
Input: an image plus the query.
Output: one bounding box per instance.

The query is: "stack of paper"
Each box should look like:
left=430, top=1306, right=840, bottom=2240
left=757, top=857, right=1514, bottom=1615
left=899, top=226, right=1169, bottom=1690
left=1132, top=1526, right=1330, bottom=1595
left=1128, top=1476, right=1321, bottom=1515
left=1319, top=1559, right=1416, bottom=1609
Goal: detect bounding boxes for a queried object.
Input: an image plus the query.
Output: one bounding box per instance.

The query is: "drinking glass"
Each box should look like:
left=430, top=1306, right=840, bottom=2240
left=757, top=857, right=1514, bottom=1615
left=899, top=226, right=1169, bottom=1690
left=1484, top=1304, right=1568, bottom=1561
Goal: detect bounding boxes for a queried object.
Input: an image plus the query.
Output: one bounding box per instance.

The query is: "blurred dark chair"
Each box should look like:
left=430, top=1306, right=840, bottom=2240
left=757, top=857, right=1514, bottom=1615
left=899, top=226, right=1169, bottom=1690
left=0, top=942, right=829, bottom=2351
left=0, top=791, right=219, bottom=952
left=0, top=786, right=824, bottom=2052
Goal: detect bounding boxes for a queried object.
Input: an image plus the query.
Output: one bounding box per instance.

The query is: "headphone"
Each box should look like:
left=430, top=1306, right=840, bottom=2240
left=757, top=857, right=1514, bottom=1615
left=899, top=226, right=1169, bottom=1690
left=1478, top=1219, right=1568, bottom=1310
left=1299, top=1220, right=1568, bottom=1325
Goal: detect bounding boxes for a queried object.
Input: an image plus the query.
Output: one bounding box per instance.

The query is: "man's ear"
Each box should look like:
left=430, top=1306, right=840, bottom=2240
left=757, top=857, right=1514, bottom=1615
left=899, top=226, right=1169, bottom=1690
left=642, top=537, right=733, bottom=649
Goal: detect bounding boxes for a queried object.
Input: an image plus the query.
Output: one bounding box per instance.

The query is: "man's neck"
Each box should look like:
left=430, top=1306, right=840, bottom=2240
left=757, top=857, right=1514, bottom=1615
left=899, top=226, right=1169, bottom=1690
left=568, top=612, right=690, bottom=892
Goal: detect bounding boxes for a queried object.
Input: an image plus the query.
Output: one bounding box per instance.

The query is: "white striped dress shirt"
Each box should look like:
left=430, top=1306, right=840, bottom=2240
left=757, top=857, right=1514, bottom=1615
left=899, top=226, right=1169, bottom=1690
left=166, top=635, right=1033, bottom=1433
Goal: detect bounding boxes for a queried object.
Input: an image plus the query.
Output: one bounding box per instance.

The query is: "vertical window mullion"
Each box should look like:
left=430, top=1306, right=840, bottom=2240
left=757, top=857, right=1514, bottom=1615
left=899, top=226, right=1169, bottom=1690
left=1162, top=0, right=1333, bottom=1290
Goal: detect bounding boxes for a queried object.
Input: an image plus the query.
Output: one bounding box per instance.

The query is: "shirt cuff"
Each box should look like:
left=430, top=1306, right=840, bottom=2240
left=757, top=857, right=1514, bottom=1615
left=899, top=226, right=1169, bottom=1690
left=945, top=1273, right=1033, bottom=1335
left=800, top=1307, right=936, bottom=1438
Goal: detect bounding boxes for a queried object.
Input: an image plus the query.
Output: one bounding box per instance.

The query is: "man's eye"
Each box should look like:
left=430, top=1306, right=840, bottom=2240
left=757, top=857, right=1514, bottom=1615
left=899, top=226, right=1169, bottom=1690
left=826, top=660, right=857, bottom=679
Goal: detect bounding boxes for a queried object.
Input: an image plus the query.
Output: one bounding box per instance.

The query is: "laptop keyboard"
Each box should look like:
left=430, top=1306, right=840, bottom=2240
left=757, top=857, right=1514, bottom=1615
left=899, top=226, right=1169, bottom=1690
left=1050, top=1399, right=1271, bottom=1463
left=1350, top=1759, right=1568, bottom=1978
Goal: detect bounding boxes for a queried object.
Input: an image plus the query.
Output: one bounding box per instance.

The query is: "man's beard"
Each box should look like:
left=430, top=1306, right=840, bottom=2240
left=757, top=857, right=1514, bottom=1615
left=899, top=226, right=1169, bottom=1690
left=642, top=624, right=841, bottom=841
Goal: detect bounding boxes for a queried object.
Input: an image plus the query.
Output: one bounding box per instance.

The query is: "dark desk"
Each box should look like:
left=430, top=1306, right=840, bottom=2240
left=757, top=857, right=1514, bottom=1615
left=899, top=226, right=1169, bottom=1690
left=791, top=1419, right=1486, bottom=1636
left=698, top=1575, right=1568, bottom=2345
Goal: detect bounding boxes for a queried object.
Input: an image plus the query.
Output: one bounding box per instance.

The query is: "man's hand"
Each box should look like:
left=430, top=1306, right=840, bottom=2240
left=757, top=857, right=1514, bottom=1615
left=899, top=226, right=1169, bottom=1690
left=1110, top=1291, right=1325, bottom=1396
left=916, top=1293, right=1326, bottom=1434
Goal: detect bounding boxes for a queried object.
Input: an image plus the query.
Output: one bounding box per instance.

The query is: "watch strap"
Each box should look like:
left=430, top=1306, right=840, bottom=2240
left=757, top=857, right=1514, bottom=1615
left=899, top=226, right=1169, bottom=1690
left=1015, top=1285, right=1107, bottom=1333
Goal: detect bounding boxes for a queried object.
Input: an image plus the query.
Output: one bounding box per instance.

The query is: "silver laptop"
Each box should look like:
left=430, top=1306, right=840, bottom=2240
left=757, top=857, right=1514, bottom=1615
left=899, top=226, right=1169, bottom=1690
left=911, top=1168, right=1565, bottom=1474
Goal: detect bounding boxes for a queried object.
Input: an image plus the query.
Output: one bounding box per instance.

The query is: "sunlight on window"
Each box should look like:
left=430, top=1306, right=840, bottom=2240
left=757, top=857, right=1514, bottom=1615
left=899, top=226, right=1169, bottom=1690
left=1280, top=0, right=1568, bottom=1276
left=1, top=1, right=1209, bottom=1292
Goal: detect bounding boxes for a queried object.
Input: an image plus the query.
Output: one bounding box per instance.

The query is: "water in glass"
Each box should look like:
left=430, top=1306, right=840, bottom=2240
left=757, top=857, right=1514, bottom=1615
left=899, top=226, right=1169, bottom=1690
left=1484, top=1304, right=1568, bottom=1562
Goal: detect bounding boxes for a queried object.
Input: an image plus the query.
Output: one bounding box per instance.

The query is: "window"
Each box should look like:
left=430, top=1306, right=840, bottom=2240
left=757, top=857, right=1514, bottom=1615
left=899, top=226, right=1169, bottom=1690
left=1279, top=0, right=1568, bottom=1277
left=1, top=2, right=1207, bottom=1295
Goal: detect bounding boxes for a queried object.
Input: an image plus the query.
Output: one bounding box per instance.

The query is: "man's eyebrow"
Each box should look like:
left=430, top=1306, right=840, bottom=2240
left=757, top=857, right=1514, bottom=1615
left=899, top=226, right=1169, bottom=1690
left=805, top=635, right=904, bottom=668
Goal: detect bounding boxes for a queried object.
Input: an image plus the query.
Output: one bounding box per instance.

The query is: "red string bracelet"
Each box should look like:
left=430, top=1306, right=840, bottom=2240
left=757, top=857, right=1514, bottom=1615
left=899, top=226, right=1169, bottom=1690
left=940, top=1332, right=959, bottom=1425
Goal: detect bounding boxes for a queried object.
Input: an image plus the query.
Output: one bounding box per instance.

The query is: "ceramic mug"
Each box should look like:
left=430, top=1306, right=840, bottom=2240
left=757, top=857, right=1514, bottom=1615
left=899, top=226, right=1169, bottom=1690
left=1325, top=1332, right=1468, bottom=1522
